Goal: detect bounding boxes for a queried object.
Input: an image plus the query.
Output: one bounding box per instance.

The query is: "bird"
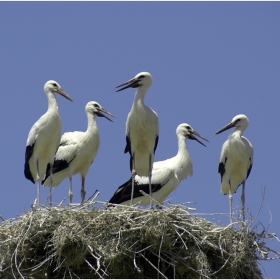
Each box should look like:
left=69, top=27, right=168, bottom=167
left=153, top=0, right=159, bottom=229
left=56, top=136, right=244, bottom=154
left=109, top=123, right=208, bottom=207
left=215, top=114, right=253, bottom=224
left=24, top=80, right=73, bottom=206
left=42, top=101, right=115, bottom=204
left=116, top=72, right=159, bottom=208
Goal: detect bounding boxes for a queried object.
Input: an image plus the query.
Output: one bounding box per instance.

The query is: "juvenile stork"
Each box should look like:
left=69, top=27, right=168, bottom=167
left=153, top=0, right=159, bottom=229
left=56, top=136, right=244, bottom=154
left=116, top=72, right=159, bottom=208
left=109, top=123, right=208, bottom=206
left=215, top=114, right=253, bottom=224
left=42, top=101, right=115, bottom=204
left=24, top=80, right=73, bottom=206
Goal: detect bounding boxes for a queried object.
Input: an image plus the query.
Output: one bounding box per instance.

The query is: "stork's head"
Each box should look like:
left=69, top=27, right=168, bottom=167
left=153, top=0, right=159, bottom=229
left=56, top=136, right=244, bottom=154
left=115, top=72, right=153, bottom=92
left=44, top=80, right=73, bottom=102
left=177, top=123, right=209, bottom=147
left=86, top=101, right=116, bottom=122
left=215, top=114, right=249, bottom=135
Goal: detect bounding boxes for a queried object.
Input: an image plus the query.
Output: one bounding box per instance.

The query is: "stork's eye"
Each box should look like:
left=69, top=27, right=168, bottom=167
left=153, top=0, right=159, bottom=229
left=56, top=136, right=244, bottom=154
left=235, top=119, right=241, bottom=123
left=186, top=126, right=191, bottom=131
left=139, top=75, right=145, bottom=79
left=52, top=83, right=58, bottom=87
left=93, top=103, right=100, bottom=108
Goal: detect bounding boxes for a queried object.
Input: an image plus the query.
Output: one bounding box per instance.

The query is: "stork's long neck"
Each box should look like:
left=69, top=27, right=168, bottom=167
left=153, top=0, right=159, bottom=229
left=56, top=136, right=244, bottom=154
left=176, top=134, right=189, bottom=158
left=46, top=91, right=59, bottom=112
left=229, top=127, right=248, bottom=158
left=133, top=86, right=148, bottom=108
left=230, top=126, right=245, bottom=139
left=174, top=134, right=192, bottom=180
left=86, top=113, right=99, bottom=135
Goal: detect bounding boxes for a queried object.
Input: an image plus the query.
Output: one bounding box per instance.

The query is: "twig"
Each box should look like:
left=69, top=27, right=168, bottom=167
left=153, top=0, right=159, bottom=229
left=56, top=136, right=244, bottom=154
left=158, top=233, right=164, bottom=278
left=84, top=190, right=99, bottom=204
left=11, top=211, right=35, bottom=278
left=139, top=190, right=165, bottom=208
left=84, top=259, right=103, bottom=279
left=31, top=252, right=56, bottom=271
left=140, top=253, right=168, bottom=279
left=58, top=197, right=66, bottom=207
left=133, top=253, right=141, bottom=273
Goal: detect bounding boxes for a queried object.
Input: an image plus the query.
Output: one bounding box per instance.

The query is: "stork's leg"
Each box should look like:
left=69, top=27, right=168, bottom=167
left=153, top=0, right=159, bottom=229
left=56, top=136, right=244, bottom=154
left=228, top=181, right=233, bottom=224
left=81, top=176, right=86, bottom=204
left=241, top=181, right=245, bottom=223
left=49, top=164, right=53, bottom=207
left=49, top=189, right=53, bottom=207
left=36, top=159, right=40, bottom=206
left=36, top=181, right=40, bottom=206
left=69, top=176, right=73, bottom=204
left=131, top=153, right=135, bottom=206
left=148, top=154, right=152, bottom=209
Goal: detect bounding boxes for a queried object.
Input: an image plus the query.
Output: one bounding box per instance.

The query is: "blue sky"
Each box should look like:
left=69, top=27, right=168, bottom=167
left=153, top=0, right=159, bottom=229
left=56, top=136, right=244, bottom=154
left=0, top=2, right=279, bottom=277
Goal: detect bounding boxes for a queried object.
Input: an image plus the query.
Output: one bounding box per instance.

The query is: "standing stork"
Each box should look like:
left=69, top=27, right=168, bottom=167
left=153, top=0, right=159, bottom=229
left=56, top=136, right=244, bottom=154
left=116, top=72, right=159, bottom=208
left=215, top=114, right=253, bottom=224
left=24, top=80, right=73, bottom=206
left=109, top=123, right=208, bottom=206
left=42, top=101, right=115, bottom=204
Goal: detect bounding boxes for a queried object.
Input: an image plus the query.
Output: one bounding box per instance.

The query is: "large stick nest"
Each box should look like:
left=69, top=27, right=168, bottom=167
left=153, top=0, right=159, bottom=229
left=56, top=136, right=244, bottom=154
left=0, top=197, right=278, bottom=279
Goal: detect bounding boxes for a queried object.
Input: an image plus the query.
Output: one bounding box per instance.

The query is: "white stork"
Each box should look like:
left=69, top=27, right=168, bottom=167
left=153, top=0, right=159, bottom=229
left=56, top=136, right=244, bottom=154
left=42, top=101, right=115, bottom=204
left=215, top=114, right=253, bottom=224
left=24, top=80, right=73, bottom=206
left=109, top=123, right=208, bottom=207
left=116, top=72, right=159, bottom=208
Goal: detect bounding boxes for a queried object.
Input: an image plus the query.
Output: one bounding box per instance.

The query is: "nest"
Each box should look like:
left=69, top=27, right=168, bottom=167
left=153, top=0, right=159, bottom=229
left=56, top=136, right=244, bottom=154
left=0, top=195, right=279, bottom=279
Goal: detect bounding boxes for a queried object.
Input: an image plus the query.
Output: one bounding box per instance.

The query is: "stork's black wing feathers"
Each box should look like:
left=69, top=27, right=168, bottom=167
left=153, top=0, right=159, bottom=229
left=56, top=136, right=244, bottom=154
left=24, top=143, right=35, bottom=183
left=154, top=135, right=159, bottom=153
left=124, top=136, right=133, bottom=171
left=218, top=156, right=227, bottom=182
left=124, top=136, right=131, bottom=154
left=218, top=162, right=225, bottom=183
left=42, top=156, right=76, bottom=185
left=109, top=177, right=163, bottom=204
left=246, top=160, right=253, bottom=179
left=109, top=178, right=131, bottom=204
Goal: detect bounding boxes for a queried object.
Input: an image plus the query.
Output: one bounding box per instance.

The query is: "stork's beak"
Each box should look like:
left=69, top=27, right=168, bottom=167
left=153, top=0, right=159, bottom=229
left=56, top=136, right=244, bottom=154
left=57, top=88, right=73, bottom=102
left=215, top=121, right=235, bottom=135
left=115, top=77, right=140, bottom=92
left=97, top=107, right=116, bottom=122
left=189, top=130, right=209, bottom=147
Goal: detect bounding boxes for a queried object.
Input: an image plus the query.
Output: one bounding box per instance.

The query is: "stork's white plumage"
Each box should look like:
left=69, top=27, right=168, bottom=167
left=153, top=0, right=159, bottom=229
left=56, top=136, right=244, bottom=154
left=116, top=72, right=159, bottom=208
left=42, top=101, right=115, bottom=204
left=24, top=80, right=73, bottom=206
left=215, top=114, right=253, bottom=224
left=109, top=123, right=208, bottom=207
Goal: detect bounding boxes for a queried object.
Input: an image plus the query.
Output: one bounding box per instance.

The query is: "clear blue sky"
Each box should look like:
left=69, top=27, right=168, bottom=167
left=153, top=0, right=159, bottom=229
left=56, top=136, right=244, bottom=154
left=0, top=2, right=279, bottom=277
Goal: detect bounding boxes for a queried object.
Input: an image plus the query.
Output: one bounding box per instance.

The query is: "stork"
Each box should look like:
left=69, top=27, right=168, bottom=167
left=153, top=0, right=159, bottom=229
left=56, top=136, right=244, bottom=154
left=42, top=101, right=115, bottom=204
left=116, top=72, right=159, bottom=208
left=215, top=114, right=253, bottom=224
left=109, top=123, right=208, bottom=207
left=24, top=80, right=73, bottom=206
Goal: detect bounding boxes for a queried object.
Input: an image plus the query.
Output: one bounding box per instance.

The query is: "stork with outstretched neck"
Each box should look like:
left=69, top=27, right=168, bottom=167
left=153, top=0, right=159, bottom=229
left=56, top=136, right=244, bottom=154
left=109, top=123, right=208, bottom=207
left=116, top=72, right=159, bottom=208
left=215, top=114, right=253, bottom=224
left=24, top=80, right=73, bottom=206
left=42, top=101, right=115, bottom=204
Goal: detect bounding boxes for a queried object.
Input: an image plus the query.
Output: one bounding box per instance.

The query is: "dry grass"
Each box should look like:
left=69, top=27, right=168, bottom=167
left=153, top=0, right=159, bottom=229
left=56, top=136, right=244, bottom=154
left=0, top=194, right=279, bottom=279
